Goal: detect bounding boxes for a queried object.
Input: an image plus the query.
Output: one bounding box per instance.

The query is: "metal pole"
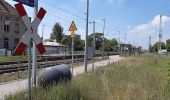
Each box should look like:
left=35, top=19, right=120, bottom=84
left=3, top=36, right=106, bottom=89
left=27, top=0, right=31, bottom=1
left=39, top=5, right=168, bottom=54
left=92, top=21, right=95, bottom=71
left=124, top=33, right=126, bottom=56
left=32, top=0, right=38, bottom=86
left=84, top=0, right=89, bottom=73
left=149, top=36, right=151, bottom=53
left=101, top=18, right=105, bottom=59
left=118, top=31, right=120, bottom=44
left=42, top=25, right=45, bottom=40
left=28, top=41, right=32, bottom=100
left=159, top=13, right=162, bottom=53
left=71, top=38, right=74, bottom=74
left=118, top=31, right=121, bottom=55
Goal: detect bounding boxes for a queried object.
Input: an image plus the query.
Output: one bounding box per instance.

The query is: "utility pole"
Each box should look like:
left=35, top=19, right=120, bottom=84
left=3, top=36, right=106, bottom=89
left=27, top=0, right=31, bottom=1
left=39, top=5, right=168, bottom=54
left=89, top=21, right=96, bottom=71
left=118, top=31, right=121, bottom=54
left=92, top=21, right=95, bottom=71
left=41, top=24, right=45, bottom=40
left=84, top=0, right=89, bottom=73
left=32, top=0, right=38, bottom=87
left=124, top=33, right=126, bottom=55
left=101, top=18, right=105, bottom=58
left=118, top=31, right=120, bottom=44
left=149, top=36, right=152, bottom=53
left=159, top=13, right=162, bottom=53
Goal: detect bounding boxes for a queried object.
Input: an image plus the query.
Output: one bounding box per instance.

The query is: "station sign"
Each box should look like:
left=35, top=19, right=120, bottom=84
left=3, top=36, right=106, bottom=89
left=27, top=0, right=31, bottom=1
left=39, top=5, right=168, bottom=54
left=13, top=0, right=34, bottom=7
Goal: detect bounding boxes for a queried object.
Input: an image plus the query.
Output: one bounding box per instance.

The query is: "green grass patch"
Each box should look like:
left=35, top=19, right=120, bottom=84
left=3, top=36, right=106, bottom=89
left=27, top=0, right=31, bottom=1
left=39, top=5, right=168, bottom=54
left=0, top=56, right=27, bottom=62
left=6, top=55, right=170, bottom=100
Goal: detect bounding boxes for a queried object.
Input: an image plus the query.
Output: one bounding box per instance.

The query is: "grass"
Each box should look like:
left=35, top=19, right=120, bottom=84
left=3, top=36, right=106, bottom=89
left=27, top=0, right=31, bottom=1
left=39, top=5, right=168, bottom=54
left=0, top=71, right=29, bottom=83
left=6, top=54, right=170, bottom=100
left=71, top=57, right=109, bottom=67
left=0, top=56, right=27, bottom=62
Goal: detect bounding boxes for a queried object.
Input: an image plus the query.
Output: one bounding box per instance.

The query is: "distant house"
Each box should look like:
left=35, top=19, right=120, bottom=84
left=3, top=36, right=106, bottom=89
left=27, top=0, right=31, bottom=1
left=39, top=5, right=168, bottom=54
left=119, top=43, right=142, bottom=56
left=158, top=49, right=167, bottom=55
left=43, top=41, right=64, bottom=55
left=119, top=43, right=135, bottom=56
left=43, top=41, right=71, bottom=55
left=0, top=0, right=26, bottom=51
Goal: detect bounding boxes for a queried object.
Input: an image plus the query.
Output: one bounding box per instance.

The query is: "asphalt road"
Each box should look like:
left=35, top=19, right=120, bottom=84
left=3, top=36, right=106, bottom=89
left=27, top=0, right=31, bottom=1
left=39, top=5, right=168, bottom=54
left=0, top=55, right=122, bottom=100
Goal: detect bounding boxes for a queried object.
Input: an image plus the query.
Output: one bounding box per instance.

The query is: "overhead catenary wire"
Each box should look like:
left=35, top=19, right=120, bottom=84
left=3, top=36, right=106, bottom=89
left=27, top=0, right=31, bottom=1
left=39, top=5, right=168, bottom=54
left=39, top=0, right=123, bottom=34
left=41, top=1, right=85, bottom=20
left=39, top=1, right=126, bottom=39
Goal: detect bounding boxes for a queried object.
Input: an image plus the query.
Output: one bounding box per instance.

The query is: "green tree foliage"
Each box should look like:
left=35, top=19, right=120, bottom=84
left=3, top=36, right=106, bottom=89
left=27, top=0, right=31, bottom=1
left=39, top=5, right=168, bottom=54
left=104, top=38, right=118, bottom=52
left=62, top=35, right=84, bottom=51
left=151, top=42, right=166, bottom=52
left=88, top=32, right=118, bottom=51
left=88, top=32, right=103, bottom=50
left=50, top=22, right=64, bottom=43
left=166, top=39, right=170, bottom=52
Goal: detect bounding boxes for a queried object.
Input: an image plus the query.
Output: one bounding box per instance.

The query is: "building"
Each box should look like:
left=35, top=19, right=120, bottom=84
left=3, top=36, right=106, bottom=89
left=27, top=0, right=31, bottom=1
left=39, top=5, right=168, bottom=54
left=0, top=0, right=26, bottom=51
left=119, top=43, right=135, bottom=56
left=43, top=41, right=67, bottom=55
left=119, top=43, right=142, bottom=56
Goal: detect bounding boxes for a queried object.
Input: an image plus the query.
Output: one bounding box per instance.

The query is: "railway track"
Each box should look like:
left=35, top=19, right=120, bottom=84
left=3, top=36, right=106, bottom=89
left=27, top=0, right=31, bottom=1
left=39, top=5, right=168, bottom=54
left=0, top=58, right=84, bottom=74
left=0, top=52, right=118, bottom=74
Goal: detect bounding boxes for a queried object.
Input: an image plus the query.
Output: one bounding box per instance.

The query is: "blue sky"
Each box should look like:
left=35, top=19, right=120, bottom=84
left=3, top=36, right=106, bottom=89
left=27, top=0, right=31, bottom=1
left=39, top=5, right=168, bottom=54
left=7, top=0, right=170, bottom=50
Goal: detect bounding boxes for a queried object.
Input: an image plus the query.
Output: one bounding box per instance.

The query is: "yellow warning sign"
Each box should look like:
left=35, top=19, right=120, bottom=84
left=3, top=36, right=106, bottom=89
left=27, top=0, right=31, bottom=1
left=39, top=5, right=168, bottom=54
left=69, top=21, right=77, bottom=38
left=71, top=31, right=76, bottom=38
left=69, top=21, right=77, bottom=31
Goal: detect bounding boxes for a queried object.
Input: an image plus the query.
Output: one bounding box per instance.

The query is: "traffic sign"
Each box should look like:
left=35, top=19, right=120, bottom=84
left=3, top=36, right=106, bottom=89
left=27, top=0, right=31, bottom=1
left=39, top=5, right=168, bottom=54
left=69, top=21, right=77, bottom=31
left=69, top=21, right=77, bottom=38
left=70, top=31, right=76, bottom=38
left=13, top=0, right=34, bottom=7
left=14, top=3, right=46, bottom=55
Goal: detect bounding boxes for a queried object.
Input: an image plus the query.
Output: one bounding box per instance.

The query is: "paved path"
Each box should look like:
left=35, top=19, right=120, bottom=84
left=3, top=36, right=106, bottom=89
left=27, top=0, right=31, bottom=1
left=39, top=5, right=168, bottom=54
left=0, top=55, right=122, bottom=100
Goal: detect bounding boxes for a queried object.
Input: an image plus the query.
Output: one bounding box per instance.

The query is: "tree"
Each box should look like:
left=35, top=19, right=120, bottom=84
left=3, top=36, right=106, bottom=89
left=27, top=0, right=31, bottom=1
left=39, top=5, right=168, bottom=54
left=62, top=35, right=84, bottom=51
left=50, top=22, right=64, bottom=43
left=88, top=32, right=118, bottom=51
left=166, top=39, right=170, bottom=52
left=88, top=32, right=103, bottom=50
left=74, top=36, right=84, bottom=51
left=104, top=38, right=118, bottom=52
left=151, top=42, right=166, bottom=52
left=62, top=35, right=71, bottom=47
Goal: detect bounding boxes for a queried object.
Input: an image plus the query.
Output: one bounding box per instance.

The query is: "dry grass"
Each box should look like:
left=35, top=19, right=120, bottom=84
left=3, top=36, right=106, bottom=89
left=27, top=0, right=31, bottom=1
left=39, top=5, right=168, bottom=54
left=6, top=55, right=170, bottom=100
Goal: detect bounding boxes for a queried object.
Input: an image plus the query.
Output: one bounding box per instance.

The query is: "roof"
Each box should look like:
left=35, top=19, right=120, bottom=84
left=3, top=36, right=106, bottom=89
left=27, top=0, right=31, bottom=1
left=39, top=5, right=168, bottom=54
left=0, top=0, right=18, bottom=15
left=119, top=43, right=132, bottom=47
left=43, top=41, right=64, bottom=47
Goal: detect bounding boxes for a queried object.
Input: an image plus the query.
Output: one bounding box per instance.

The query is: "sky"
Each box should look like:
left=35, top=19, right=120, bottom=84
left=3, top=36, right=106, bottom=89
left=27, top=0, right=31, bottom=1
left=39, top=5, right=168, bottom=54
left=6, top=0, right=170, bottom=50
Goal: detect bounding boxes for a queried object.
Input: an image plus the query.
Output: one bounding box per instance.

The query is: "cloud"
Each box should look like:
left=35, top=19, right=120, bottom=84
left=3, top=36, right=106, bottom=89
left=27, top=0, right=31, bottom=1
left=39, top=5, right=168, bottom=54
left=77, top=28, right=86, bottom=40
left=126, top=15, right=170, bottom=49
left=127, top=15, right=170, bottom=35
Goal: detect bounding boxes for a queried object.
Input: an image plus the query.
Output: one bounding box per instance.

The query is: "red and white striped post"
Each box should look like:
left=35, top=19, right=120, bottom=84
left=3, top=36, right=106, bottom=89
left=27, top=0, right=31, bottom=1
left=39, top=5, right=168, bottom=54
left=14, top=3, right=46, bottom=100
